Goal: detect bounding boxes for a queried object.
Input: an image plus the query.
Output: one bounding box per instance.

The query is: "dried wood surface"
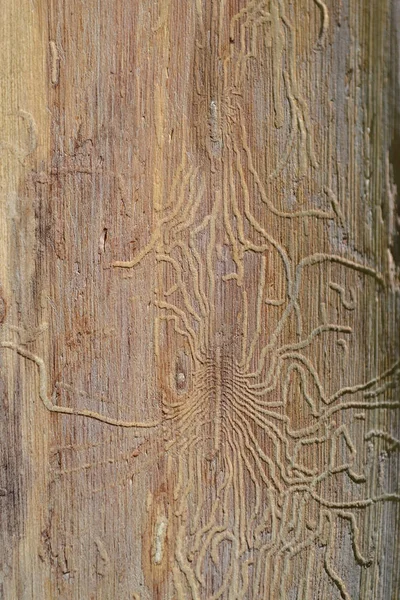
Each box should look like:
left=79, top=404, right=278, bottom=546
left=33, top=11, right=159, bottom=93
left=0, top=1, right=399, bottom=599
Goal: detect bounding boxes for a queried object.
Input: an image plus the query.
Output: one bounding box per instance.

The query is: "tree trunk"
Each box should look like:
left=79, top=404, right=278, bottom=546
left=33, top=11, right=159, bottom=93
left=1, top=1, right=399, bottom=598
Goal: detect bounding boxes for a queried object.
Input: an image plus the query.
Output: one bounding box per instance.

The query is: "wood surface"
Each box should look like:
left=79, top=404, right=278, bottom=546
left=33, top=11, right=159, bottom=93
left=0, top=1, right=399, bottom=598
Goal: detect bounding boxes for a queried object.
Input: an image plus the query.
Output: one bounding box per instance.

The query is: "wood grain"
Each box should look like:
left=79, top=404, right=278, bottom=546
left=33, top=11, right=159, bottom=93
left=0, top=1, right=399, bottom=598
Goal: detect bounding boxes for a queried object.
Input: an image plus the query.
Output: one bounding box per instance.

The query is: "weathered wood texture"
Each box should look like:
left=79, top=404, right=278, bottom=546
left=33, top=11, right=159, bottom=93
left=1, top=1, right=399, bottom=598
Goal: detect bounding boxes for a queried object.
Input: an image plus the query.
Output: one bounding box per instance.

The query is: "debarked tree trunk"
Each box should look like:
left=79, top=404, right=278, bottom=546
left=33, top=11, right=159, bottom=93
left=0, top=1, right=399, bottom=599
